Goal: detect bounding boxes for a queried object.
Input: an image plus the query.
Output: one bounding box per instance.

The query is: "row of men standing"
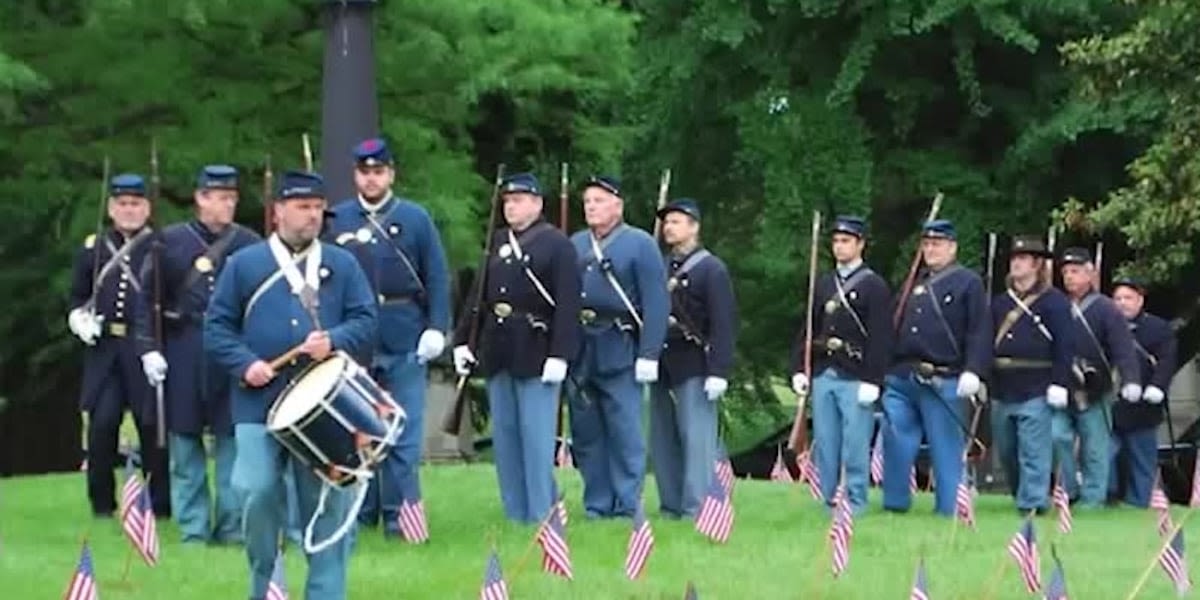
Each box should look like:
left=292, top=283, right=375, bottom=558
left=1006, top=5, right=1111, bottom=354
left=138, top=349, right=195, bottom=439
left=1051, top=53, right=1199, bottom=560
left=790, top=216, right=1177, bottom=519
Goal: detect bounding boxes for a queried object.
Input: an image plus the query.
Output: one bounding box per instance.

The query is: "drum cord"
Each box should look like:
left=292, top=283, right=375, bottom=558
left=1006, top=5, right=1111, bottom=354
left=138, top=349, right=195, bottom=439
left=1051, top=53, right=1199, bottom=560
left=303, top=476, right=371, bottom=555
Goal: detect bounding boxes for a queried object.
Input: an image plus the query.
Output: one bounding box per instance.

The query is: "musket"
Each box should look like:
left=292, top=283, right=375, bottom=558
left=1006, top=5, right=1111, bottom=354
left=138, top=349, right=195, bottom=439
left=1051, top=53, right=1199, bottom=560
left=302, top=133, right=314, bottom=172
left=891, top=192, right=945, bottom=330
left=263, top=154, right=274, bottom=235
left=441, top=164, right=507, bottom=435
left=985, top=232, right=997, bottom=298
left=85, top=156, right=112, bottom=311
left=1094, top=241, right=1104, bottom=292
left=787, top=210, right=821, bottom=453
left=1045, top=223, right=1058, bottom=283
left=651, top=169, right=671, bottom=242
left=149, top=138, right=166, bottom=449
left=554, top=163, right=569, bottom=455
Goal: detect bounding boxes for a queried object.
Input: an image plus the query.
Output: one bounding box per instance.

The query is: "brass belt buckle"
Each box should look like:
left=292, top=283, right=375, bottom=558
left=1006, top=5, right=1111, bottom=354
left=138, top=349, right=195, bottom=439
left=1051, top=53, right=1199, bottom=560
left=109, top=322, right=127, bottom=337
left=493, top=302, right=513, bottom=318
left=916, top=362, right=936, bottom=378
left=580, top=308, right=597, bottom=324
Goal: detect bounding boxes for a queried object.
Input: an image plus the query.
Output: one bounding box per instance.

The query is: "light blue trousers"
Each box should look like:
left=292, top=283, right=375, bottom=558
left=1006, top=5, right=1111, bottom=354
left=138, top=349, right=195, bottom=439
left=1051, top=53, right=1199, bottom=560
left=1109, top=426, right=1158, bottom=508
left=649, top=377, right=717, bottom=518
left=233, top=424, right=352, bottom=600
left=990, top=396, right=1052, bottom=511
left=811, top=368, right=875, bottom=515
left=169, top=432, right=240, bottom=543
left=487, top=372, right=560, bottom=523
left=358, top=352, right=427, bottom=534
left=568, top=367, right=645, bottom=518
left=1051, top=394, right=1113, bottom=507
left=881, top=373, right=965, bottom=516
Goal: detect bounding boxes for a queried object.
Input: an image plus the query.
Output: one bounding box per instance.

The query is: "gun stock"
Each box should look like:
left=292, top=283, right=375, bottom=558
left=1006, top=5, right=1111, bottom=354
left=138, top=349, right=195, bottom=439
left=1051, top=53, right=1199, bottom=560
left=441, top=164, right=507, bottom=436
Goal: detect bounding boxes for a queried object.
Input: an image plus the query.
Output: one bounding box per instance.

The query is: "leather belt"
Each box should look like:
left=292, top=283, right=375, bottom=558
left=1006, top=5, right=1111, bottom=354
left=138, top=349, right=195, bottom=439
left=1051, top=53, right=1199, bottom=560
left=579, top=308, right=629, bottom=327
left=995, top=357, right=1052, bottom=369
left=813, top=336, right=863, bottom=360
left=492, top=302, right=549, bottom=331
left=377, top=293, right=417, bottom=306
left=902, top=360, right=959, bottom=378
left=667, top=315, right=705, bottom=347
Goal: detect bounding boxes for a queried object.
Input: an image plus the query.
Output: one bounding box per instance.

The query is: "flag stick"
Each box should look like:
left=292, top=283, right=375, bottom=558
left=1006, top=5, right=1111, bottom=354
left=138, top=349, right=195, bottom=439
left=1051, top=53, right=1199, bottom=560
left=507, top=502, right=558, bottom=585
left=979, top=510, right=1036, bottom=600
left=115, top=470, right=153, bottom=586
left=1123, top=507, right=1196, bottom=600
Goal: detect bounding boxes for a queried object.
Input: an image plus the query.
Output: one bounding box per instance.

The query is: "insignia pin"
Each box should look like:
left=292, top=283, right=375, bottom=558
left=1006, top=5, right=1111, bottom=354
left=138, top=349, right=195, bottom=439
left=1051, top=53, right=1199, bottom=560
left=848, top=291, right=857, bottom=300
left=498, top=244, right=512, bottom=258
left=667, top=277, right=679, bottom=292
left=388, top=224, right=399, bottom=235
left=913, top=285, right=926, bottom=296
left=824, top=299, right=838, bottom=314
left=194, top=256, right=213, bottom=273
left=319, top=267, right=331, bottom=279
left=355, top=228, right=372, bottom=244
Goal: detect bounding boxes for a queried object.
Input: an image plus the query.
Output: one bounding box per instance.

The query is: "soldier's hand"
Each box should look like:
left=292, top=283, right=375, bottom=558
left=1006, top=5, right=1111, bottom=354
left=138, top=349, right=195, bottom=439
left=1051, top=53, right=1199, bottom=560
left=956, top=371, right=981, bottom=398
left=300, top=330, right=332, bottom=361
left=140, top=351, right=168, bottom=387
left=856, top=382, right=880, bottom=405
left=1121, top=383, right=1143, bottom=403
left=415, top=329, right=446, bottom=365
left=244, top=360, right=276, bottom=388
left=704, top=376, right=728, bottom=401
left=1046, top=384, right=1069, bottom=409
left=541, top=357, right=568, bottom=384
left=67, top=308, right=99, bottom=346
left=634, top=358, right=659, bottom=384
left=453, top=345, right=476, bottom=376
left=1144, top=385, right=1165, bottom=404
left=790, top=373, right=809, bottom=396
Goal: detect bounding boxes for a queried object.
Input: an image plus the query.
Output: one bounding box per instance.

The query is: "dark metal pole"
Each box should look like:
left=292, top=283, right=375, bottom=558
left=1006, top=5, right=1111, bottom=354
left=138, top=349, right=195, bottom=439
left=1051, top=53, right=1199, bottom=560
left=320, top=0, right=380, bottom=204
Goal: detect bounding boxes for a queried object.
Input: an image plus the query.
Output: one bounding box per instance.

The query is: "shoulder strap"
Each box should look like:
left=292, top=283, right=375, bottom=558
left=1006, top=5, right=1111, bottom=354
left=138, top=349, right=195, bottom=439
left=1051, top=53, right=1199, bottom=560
left=507, top=224, right=557, bottom=307
left=589, top=225, right=642, bottom=328
left=1072, top=296, right=1112, bottom=371
left=176, top=224, right=245, bottom=298
left=363, top=204, right=427, bottom=297
left=923, top=275, right=962, bottom=359
left=673, top=249, right=712, bottom=278
left=833, top=267, right=873, bottom=338
left=994, top=288, right=1050, bottom=348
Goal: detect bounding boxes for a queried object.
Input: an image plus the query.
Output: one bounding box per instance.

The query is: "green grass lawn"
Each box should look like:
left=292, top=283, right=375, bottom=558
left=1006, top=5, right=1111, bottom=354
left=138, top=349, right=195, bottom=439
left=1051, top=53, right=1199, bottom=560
left=2, top=464, right=1195, bottom=599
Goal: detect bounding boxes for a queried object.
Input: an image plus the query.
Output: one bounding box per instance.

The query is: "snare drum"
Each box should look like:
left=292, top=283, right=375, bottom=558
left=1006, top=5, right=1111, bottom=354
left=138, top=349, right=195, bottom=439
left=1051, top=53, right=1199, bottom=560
left=267, top=351, right=405, bottom=488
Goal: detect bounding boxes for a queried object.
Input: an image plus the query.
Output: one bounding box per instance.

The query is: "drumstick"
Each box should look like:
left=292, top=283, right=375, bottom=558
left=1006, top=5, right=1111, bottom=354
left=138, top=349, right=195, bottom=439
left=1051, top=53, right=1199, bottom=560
left=238, top=339, right=314, bottom=388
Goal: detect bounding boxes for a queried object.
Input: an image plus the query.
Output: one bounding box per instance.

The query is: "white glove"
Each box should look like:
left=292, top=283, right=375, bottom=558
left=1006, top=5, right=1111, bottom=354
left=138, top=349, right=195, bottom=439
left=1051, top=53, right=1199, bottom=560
left=857, top=382, right=880, bottom=406
left=67, top=308, right=101, bottom=346
left=1144, top=385, right=1165, bottom=404
left=1046, top=384, right=1069, bottom=409
left=635, top=358, right=659, bottom=383
left=956, top=371, right=981, bottom=398
left=452, top=345, right=476, bottom=376
left=541, top=358, right=567, bottom=384
left=141, top=351, right=168, bottom=387
left=1121, top=383, right=1144, bottom=403
left=415, top=329, right=446, bottom=364
left=704, top=376, right=728, bottom=401
left=791, top=373, right=809, bottom=396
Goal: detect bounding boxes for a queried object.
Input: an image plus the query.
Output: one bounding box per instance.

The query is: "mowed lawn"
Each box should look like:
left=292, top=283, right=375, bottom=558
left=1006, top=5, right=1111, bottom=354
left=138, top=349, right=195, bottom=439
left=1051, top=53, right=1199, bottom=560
left=1, top=464, right=1195, bottom=599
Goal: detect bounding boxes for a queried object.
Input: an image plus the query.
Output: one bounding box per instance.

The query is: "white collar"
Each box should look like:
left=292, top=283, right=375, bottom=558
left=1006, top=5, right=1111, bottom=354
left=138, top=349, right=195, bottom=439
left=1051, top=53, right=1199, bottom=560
left=357, top=191, right=394, bottom=215
left=268, top=234, right=322, bottom=296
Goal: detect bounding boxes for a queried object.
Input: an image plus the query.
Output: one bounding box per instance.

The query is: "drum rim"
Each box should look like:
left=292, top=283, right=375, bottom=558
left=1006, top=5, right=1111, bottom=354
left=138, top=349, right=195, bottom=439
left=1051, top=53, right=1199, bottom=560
left=266, top=350, right=355, bottom=431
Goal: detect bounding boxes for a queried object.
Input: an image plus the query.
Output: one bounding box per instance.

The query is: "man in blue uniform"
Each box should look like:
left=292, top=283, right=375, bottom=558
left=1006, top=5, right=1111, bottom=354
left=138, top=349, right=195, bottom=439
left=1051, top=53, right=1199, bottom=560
left=650, top=198, right=737, bottom=519
left=67, top=173, right=170, bottom=518
left=882, top=219, right=990, bottom=516
left=452, top=172, right=581, bottom=523
left=134, top=165, right=260, bottom=544
left=1056, top=247, right=1141, bottom=508
left=325, top=138, right=451, bottom=536
left=1108, top=277, right=1176, bottom=507
left=989, top=235, right=1073, bottom=514
left=569, top=175, right=669, bottom=519
left=205, top=170, right=376, bottom=600
left=789, top=215, right=891, bottom=515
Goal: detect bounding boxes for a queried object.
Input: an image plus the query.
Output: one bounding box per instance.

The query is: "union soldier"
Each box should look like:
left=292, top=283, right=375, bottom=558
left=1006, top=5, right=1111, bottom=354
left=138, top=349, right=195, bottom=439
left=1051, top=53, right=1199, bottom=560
left=989, top=235, right=1073, bottom=514
left=1056, top=247, right=1141, bottom=508
left=133, top=165, right=260, bottom=544
left=205, top=170, right=376, bottom=600
left=882, top=219, right=991, bottom=516
left=67, top=173, right=170, bottom=518
left=789, top=215, right=891, bottom=515
left=650, top=198, right=738, bottom=518
left=569, top=175, right=669, bottom=519
left=325, top=138, right=451, bottom=535
left=1109, top=277, right=1176, bottom=507
left=452, top=172, right=581, bottom=523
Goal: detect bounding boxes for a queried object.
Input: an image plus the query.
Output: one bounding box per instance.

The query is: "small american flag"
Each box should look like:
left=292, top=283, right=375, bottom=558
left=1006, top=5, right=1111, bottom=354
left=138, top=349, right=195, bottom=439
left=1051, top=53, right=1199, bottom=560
left=910, top=558, right=930, bottom=600
left=265, top=551, right=288, bottom=600
left=955, top=469, right=975, bottom=529
left=869, top=434, right=884, bottom=486
left=120, top=456, right=143, bottom=520
left=397, top=498, right=430, bottom=543
left=537, top=497, right=573, bottom=579
left=1053, top=468, right=1072, bottom=534
left=122, top=479, right=159, bottom=566
left=1190, top=456, right=1200, bottom=508
left=797, top=451, right=823, bottom=501
left=1007, top=520, right=1041, bottom=593
left=1151, top=476, right=1173, bottom=536
left=63, top=542, right=98, bottom=600
left=770, top=446, right=793, bottom=482
left=549, top=481, right=569, bottom=527
left=695, top=474, right=734, bottom=543
left=1045, top=549, right=1069, bottom=600
left=555, top=437, right=574, bottom=469
left=1158, top=528, right=1193, bottom=595
left=829, top=485, right=853, bottom=577
left=624, top=503, right=654, bottom=580
left=480, top=549, right=509, bottom=600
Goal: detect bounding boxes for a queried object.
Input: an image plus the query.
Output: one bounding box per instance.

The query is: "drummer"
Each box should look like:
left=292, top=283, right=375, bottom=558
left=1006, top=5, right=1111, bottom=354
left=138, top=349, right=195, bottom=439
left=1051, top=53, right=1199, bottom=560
left=204, top=170, right=377, bottom=600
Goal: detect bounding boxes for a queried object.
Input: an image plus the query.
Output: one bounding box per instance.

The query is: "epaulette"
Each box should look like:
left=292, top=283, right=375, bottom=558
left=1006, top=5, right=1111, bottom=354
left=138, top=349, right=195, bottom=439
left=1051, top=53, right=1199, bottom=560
left=84, top=233, right=96, bottom=249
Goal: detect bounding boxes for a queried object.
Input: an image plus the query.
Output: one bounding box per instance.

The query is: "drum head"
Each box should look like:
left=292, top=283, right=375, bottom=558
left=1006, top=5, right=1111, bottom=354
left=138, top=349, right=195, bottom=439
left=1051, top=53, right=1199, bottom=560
left=268, top=354, right=349, bottom=429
